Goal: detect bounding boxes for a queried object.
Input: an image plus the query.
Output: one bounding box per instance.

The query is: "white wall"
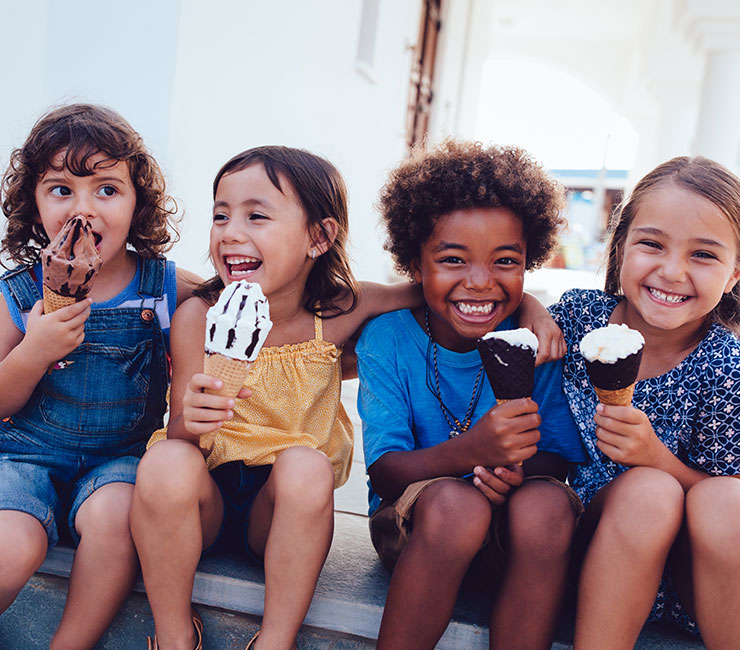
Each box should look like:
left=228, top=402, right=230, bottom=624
left=0, top=0, right=421, bottom=282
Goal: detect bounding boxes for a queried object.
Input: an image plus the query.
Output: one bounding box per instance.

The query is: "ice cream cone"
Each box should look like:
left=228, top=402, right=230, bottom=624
left=203, top=352, right=253, bottom=398
left=594, top=384, right=635, bottom=407
left=477, top=328, right=538, bottom=401
left=581, top=324, right=645, bottom=407
left=43, top=285, right=77, bottom=313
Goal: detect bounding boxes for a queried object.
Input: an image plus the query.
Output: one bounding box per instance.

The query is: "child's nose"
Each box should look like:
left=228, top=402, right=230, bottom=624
left=220, top=220, right=247, bottom=243
left=70, top=193, right=96, bottom=219
left=464, top=266, right=494, bottom=290
left=660, top=253, right=688, bottom=282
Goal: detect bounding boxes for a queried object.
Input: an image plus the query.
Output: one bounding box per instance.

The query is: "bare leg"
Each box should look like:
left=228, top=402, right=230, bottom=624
left=0, top=511, right=47, bottom=613
left=50, top=483, right=138, bottom=650
left=574, top=467, right=684, bottom=650
left=375, top=480, right=492, bottom=650
left=247, top=447, right=335, bottom=650
left=130, top=440, right=223, bottom=650
left=686, top=476, right=740, bottom=650
left=491, top=480, right=576, bottom=650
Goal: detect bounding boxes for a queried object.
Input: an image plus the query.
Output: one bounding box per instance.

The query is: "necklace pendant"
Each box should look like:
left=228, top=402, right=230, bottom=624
left=449, top=428, right=460, bottom=439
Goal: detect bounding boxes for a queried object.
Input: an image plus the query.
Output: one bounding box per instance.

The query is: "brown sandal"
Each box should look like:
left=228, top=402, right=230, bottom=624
left=147, top=607, right=203, bottom=650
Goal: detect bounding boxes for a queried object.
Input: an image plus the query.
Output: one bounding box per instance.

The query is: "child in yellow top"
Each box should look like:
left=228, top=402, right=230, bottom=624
left=130, top=145, right=424, bottom=650
left=131, top=145, right=562, bottom=650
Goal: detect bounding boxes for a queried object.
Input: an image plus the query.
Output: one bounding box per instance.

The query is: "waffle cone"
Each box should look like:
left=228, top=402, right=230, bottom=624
left=203, top=352, right=253, bottom=398
left=594, top=384, right=635, bottom=406
left=43, top=285, right=77, bottom=313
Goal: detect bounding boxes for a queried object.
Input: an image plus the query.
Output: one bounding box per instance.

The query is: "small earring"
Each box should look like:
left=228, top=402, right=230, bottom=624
left=311, top=249, right=317, bottom=259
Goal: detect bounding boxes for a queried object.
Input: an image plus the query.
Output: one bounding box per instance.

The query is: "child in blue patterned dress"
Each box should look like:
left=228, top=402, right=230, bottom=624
left=0, top=104, right=198, bottom=649
left=549, top=156, right=740, bottom=649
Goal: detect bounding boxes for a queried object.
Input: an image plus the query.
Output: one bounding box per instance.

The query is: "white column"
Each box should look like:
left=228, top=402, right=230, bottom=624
left=693, top=49, right=740, bottom=171
left=677, top=0, right=740, bottom=172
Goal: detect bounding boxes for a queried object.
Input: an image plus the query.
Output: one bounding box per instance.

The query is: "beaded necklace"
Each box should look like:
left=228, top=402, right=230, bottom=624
left=424, top=308, right=484, bottom=438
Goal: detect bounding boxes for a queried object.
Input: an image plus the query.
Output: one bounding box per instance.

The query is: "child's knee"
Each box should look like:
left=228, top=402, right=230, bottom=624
left=272, top=447, right=334, bottom=508
left=0, top=512, right=48, bottom=573
left=135, top=440, right=207, bottom=504
left=76, top=483, right=134, bottom=541
left=687, top=477, right=740, bottom=555
left=412, top=481, right=491, bottom=552
left=602, top=468, right=684, bottom=543
left=507, top=481, right=576, bottom=555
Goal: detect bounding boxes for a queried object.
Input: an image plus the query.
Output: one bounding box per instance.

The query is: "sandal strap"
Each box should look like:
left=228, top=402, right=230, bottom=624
left=245, top=630, right=260, bottom=649
left=146, top=608, right=202, bottom=650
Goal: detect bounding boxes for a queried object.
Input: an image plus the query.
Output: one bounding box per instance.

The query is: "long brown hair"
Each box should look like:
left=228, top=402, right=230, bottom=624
left=1, top=103, right=179, bottom=267
left=604, top=155, right=740, bottom=332
left=196, top=145, right=359, bottom=316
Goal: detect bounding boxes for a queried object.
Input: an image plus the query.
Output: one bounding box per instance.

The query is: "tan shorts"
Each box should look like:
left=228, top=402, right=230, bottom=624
left=369, top=475, right=584, bottom=581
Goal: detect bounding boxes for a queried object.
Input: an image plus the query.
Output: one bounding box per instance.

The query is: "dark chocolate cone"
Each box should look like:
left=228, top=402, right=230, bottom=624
left=583, top=348, right=643, bottom=391
left=477, top=338, right=535, bottom=400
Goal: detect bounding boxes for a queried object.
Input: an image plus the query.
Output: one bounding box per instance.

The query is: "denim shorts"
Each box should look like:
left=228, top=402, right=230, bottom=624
left=205, top=461, right=273, bottom=562
left=0, top=436, right=139, bottom=548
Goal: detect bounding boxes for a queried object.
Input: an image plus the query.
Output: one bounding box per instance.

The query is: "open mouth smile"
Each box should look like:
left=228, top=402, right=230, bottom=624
left=225, top=255, right=262, bottom=277
left=454, top=301, right=495, bottom=317
left=647, top=286, right=689, bottom=304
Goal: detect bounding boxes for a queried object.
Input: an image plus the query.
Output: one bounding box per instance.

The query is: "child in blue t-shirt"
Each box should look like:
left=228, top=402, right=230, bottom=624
left=357, top=140, right=585, bottom=650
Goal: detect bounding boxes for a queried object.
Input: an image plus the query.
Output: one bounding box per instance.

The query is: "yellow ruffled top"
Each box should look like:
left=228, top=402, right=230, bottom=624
left=148, top=315, right=353, bottom=488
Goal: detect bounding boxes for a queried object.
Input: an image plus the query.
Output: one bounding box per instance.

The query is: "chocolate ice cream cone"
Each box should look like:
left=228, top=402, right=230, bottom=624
left=43, top=285, right=78, bottom=313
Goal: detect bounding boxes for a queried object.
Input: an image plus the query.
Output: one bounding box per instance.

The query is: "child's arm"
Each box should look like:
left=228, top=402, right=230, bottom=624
left=594, top=404, right=711, bottom=491
left=0, top=296, right=90, bottom=419
left=174, top=267, right=203, bottom=307
left=470, top=463, right=524, bottom=505
left=165, top=297, right=246, bottom=452
left=368, top=399, right=541, bottom=502
left=517, top=293, right=566, bottom=365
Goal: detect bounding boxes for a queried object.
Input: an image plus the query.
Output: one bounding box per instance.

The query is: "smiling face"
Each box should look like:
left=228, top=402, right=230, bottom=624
left=619, top=183, right=740, bottom=338
left=412, top=207, right=526, bottom=352
left=34, top=150, right=136, bottom=269
left=209, top=163, right=316, bottom=303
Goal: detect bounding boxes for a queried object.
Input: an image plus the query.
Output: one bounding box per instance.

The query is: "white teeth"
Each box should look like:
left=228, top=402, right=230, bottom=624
left=649, top=287, right=687, bottom=303
left=225, top=256, right=259, bottom=264
left=456, top=302, right=493, bottom=315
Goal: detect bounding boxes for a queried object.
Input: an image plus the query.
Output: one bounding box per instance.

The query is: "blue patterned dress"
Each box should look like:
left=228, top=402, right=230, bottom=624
left=550, top=288, right=740, bottom=634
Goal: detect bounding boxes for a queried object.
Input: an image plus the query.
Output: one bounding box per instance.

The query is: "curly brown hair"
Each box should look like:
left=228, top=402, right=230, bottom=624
left=1, top=103, right=179, bottom=266
left=195, top=145, right=359, bottom=317
left=378, top=139, right=566, bottom=277
left=605, top=155, right=740, bottom=333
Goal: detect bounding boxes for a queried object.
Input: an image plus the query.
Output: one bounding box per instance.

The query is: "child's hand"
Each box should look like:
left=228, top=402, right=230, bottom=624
left=594, top=403, right=666, bottom=467
left=182, top=373, right=240, bottom=437
left=471, top=463, right=524, bottom=505
left=23, top=299, right=91, bottom=367
left=465, top=398, right=541, bottom=467
left=517, top=293, right=565, bottom=365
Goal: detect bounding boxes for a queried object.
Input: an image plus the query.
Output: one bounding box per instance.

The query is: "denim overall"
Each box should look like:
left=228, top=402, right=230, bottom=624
left=0, top=257, right=170, bottom=545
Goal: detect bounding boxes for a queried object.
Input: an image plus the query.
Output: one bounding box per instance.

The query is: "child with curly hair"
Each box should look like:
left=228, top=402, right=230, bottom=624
left=0, top=103, right=198, bottom=649
left=357, top=140, right=586, bottom=650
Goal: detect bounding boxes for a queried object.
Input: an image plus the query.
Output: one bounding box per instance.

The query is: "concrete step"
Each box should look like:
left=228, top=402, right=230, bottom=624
left=1, top=511, right=705, bottom=649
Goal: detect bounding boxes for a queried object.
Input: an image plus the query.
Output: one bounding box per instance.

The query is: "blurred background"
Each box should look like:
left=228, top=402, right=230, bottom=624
left=2, top=0, right=739, bottom=305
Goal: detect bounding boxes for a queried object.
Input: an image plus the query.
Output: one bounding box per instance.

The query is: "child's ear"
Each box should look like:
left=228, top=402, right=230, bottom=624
left=308, top=218, right=339, bottom=258
left=409, top=259, right=423, bottom=285
left=724, top=264, right=740, bottom=293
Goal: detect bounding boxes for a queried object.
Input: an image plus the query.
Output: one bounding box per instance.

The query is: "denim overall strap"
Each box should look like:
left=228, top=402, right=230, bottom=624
left=1, top=265, right=41, bottom=312
left=137, top=255, right=166, bottom=299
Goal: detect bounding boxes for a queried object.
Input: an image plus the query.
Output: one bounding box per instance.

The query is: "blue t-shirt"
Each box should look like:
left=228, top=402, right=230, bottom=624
left=357, top=309, right=585, bottom=515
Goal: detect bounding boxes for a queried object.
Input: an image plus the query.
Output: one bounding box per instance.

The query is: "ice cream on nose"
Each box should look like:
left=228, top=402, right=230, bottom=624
left=41, top=215, right=102, bottom=311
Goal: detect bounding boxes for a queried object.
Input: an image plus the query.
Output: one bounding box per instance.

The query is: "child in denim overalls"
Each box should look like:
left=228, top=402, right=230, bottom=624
left=0, top=104, right=199, bottom=649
